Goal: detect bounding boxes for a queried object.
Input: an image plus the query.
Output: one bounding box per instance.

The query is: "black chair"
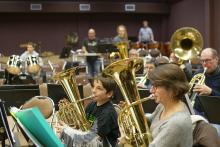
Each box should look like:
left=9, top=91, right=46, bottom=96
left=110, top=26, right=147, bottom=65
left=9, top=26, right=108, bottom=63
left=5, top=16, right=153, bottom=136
left=198, top=96, right=220, bottom=124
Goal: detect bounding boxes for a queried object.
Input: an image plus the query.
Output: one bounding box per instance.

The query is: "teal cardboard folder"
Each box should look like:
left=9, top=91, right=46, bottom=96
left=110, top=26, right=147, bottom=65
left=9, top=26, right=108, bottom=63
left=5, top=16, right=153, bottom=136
left=14, top=107, right=64, bottom=147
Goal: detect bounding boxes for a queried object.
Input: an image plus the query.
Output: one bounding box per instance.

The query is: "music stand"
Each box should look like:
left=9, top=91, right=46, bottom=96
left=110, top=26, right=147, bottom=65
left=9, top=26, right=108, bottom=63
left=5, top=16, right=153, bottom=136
left=138, top=89, right=158, bottom=113
left=198, top=96, right=220, bottom=124
left=97, top=38, right=117, bottom=54
left=0, top=99, right=16, bottom=146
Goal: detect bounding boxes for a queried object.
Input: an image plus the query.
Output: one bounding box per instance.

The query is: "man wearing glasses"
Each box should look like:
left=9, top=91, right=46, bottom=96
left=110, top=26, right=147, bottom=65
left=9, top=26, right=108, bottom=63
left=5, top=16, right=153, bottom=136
left=193, top=48, right=220, bottom=137
left=193, top=48, right=220, bottom=96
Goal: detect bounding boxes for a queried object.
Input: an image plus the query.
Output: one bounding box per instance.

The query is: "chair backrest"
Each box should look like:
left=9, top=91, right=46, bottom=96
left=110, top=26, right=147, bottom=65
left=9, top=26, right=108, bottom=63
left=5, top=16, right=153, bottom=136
left=22, top=96, right=54, bottom=119
left=192, top=120, right=220, bottom=147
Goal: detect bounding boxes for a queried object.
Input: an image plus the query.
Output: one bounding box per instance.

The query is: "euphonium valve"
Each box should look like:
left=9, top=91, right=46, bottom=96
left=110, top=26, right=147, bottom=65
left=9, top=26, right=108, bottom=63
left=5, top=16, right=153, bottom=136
left=189, top=67, right=207, bottom=106
left=103, top=58, right=152, bottom=147
left=53, top=67, right=91, bottom=131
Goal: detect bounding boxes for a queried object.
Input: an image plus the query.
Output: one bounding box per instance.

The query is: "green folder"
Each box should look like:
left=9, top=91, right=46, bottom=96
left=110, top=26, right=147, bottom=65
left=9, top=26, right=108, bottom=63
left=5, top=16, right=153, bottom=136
left=13, top=107, right=64, bottom=147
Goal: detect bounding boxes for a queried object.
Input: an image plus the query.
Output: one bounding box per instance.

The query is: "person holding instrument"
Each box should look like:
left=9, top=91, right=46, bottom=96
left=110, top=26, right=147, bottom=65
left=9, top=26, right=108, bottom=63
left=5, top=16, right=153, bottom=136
left=192, top=48, right=220, bottom=136
left=147, top=64, right=192, bottom=147
left=57, top=75, right=120, bottom=147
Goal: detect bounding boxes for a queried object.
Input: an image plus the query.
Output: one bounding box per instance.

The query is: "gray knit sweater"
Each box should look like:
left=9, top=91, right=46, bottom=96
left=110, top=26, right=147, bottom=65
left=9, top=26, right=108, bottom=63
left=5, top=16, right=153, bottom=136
left=148, top=104, right=193, bottom=147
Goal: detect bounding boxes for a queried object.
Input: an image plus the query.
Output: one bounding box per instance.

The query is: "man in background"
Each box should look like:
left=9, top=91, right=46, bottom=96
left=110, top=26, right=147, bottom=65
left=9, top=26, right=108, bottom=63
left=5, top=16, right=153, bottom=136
left=138, top=20, right=155, bottom=44
left=82, top=28, right=101, bottom=77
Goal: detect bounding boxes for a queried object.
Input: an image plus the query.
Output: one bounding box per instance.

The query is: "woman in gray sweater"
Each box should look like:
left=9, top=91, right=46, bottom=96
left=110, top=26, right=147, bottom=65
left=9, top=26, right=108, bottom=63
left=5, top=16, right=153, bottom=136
left=147, top=63, right=193, bottom=147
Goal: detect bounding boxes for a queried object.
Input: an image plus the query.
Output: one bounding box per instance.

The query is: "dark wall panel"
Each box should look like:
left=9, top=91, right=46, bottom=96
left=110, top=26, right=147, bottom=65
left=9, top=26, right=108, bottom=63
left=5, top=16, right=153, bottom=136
left=168, top=0, right=208, bottom=47
left=0, top=13, right=168, bottom=56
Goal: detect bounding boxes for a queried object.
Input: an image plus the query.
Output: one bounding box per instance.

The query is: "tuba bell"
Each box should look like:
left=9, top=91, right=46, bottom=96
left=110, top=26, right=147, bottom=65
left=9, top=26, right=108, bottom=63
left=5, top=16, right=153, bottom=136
left=53, top=67, right=91, bottom=131
left=170, top=27, right=203, bottom=61
left=170, top=27, right=205, bottom=104
left=103, top=58, right=152, bottom=146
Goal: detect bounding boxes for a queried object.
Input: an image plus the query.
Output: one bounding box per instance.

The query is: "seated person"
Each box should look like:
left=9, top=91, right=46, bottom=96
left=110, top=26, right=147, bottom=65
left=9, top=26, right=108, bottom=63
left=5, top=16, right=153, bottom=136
left=119, top=64, right=193, bottom=147
left=137, top=58, right=156, bottom=89
left=155, top=56, right=169, bottom=66
left=20, top=42, right=43, bottom=75
left=128, top=49, right=139, bottom=58
left=57, top=75, right=120, bottom=147
left=60, top=32, right=78, bottom=58
left=169, top=52, right=192, bottom=81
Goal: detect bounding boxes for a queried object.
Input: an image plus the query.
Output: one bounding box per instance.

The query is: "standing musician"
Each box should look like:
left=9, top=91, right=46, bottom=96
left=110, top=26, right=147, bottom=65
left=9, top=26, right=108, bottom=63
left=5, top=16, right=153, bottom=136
left=57, top=75, right=120, bottom=147
left=147, top=64, right=192, bottom=147
left=82, top=28, right=101, bottom=77
left=138, top=20, right=155, bottom=45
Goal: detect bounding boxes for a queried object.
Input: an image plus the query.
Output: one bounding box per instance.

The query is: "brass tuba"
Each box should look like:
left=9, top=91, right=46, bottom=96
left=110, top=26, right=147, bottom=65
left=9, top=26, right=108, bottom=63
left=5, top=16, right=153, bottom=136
left=103, top=58, right=152, bottom=146
left=170, top=27, right=205, bottom=104
left=110, top=42, right=129, bottom=62
left=170, top=27, right=203, bottom=61
left=53, top=67, right=91, bottom=131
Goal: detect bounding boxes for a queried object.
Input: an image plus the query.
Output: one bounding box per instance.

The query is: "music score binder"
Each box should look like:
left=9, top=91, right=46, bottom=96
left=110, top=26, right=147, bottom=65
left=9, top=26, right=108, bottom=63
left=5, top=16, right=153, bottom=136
left=10, top=107, right=64, bottom=147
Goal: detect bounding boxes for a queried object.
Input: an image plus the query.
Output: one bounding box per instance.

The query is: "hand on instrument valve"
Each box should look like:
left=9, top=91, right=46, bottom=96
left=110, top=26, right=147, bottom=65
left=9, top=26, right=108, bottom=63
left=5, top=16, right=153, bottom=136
left=193, top=84, right=212, bottom=95
left=54, top=121, right=66, bottom=137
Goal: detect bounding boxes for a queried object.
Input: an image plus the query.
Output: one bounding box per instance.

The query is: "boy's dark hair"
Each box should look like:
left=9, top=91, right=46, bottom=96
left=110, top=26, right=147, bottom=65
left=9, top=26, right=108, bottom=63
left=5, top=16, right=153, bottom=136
left=91, top=75, right=116, bottom=93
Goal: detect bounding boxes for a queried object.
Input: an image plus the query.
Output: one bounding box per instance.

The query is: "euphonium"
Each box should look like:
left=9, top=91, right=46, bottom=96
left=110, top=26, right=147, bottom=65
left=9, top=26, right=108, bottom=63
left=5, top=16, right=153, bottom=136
left=189, top=67, right=207, bottom=106
left=53, top=67, right=91, bottom=131
left=103, top=58, right=152, bottom=147
left=110, top=42, right=129, bottom=62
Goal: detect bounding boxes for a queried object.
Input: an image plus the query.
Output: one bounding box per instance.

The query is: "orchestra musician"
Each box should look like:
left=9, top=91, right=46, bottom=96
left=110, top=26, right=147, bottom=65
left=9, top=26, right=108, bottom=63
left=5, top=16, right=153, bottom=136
left=137, top=58, right=156, bottom=89
left=113, top=24, right=129, bottom=44
left=169, top=52, right=192, bottom=81
left=82, top=28, right=101, bottom=77
left=138, top=20, right=155, bottom=45
left=146, top=64, right=193, bottom=146
left=57, top=75, right=120, bottom=147
left=193, top=48, right=220, bottom=136
left=20, top=42, right=43, bottom=67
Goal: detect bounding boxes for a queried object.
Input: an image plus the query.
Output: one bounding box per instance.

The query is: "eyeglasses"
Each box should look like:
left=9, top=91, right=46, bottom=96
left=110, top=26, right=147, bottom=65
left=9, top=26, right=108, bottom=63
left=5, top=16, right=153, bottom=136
left=151, top=83, right=160, bottom=90
left=200, top=59, right=213, bottom=64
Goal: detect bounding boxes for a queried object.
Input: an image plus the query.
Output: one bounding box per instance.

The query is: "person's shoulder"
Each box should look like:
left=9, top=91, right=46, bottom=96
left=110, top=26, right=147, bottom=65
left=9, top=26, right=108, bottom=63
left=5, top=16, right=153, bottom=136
left=168, top=111, right=192, bottom=128
left=102, top=102, right=117, bottom=115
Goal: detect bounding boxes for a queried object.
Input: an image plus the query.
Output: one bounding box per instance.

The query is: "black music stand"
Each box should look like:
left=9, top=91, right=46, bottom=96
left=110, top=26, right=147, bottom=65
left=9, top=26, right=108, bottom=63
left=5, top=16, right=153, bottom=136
left=198, top=96, right=220, bottom=124
left=97, top=38, right=117, bottom=54
left=138, top=89, right=158, bottom=113
left=0, top=99, right=16, bottom=146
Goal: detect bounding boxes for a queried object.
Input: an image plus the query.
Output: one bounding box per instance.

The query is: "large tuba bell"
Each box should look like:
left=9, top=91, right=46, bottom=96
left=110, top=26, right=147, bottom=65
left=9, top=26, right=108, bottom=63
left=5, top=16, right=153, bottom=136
left=170, top=27, right=203, bottom=61
left=170, top=27, right=205, bottom=105
left=110, top=42, right=129, bottom=62
left=53, top=67, right=91, bottom=131
left=103, top=58, right=152, bottom=146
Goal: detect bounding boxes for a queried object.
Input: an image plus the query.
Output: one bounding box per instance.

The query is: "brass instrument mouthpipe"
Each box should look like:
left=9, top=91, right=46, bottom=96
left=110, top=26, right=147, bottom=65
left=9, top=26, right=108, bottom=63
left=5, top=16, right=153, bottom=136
left=137, top=73, right=148, bottom=85
left=77, top=95, right=94, bottom=102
